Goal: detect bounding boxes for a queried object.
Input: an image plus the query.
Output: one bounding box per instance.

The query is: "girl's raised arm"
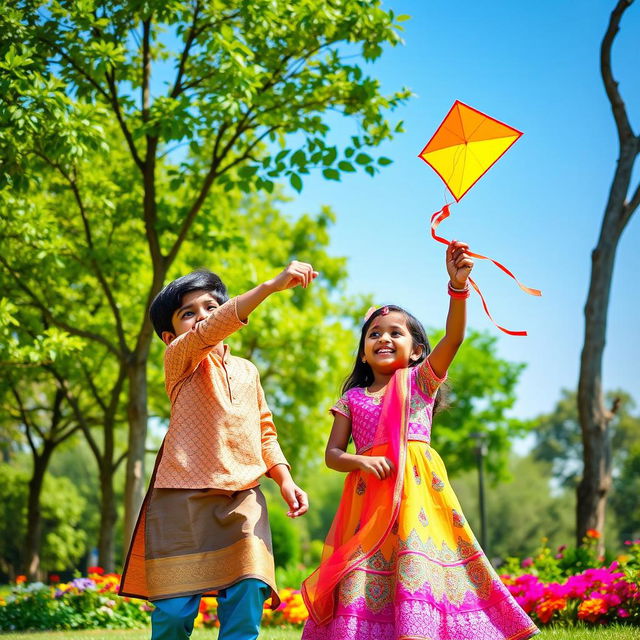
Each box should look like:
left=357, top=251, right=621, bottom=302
left=428, top=241, right=473, bottom=379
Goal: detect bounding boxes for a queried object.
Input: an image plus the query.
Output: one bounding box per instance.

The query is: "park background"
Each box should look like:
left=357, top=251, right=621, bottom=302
left=1, top=0, right=639, bottom=635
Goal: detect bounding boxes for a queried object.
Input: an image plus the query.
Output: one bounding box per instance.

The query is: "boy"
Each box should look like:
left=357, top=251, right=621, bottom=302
left=119, top=261, right=317, bottom=640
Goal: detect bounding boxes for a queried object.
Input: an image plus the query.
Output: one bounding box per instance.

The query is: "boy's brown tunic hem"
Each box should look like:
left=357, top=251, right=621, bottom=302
left=119, top=451, right=280, bottom=608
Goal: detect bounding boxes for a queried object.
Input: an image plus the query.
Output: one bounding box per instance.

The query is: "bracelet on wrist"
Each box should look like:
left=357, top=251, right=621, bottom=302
left=448, top=281, right=470, bottom=299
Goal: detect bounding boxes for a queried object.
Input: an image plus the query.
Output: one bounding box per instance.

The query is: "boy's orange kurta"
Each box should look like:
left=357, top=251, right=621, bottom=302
left=119, top=298, right=288, bottom=603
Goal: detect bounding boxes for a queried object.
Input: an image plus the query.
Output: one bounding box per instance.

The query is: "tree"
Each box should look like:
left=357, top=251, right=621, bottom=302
left=431, top=330, right=527, bottom=479
left=533, top=389, right=640, bottom=546
left=1, top=1, right=410, bottom=544
left=451, top=455, right=575, bottom=561
left=0, top=465, right=86, bottom=579
left=1, top=144, right=367, bottom=572
left=577, top=0, right=640, bottom=547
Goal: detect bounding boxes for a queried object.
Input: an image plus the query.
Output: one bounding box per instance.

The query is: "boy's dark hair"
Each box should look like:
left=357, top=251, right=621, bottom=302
left=342, top=304, right=448, bottom=413
left=149, top=269, right=230, bottom=338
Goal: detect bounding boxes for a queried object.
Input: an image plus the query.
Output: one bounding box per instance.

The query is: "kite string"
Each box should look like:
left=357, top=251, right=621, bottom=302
left=430, top=204, right=542, bottom=337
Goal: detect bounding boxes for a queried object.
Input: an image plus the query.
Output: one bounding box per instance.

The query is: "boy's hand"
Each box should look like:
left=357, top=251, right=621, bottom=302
left=279, top=480, right=309, bottom=518
left=446, top=240, right=474, bottom=289
left=358, top=455, right=395, bottom=480
left=267, top=261, right=318, bottom=292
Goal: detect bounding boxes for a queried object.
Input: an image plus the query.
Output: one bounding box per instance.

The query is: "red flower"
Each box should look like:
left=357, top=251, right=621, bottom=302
left=88, top=566, right=105, bottom=575
left=49, top=574, right=60, bottom=584
left=586, top=529, right=601, bottom=539
left=15, top=575, right=27, bottom=584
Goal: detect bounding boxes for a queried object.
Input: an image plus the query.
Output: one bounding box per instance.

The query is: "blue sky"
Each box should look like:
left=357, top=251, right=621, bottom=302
left=281, top=0, right=640, bottom=420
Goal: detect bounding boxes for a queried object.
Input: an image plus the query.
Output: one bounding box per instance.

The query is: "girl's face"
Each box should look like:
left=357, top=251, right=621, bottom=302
left=362, top=311, right=423, bottom=375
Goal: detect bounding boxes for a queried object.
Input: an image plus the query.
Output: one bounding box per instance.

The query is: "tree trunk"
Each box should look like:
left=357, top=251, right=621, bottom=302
left=576, top=147, right=636, bottom=549
left=24, top=445, right=53, bottom=580
left=97, top=459, right=117, bottom=572
left=123, top=357, right=149, bottom=547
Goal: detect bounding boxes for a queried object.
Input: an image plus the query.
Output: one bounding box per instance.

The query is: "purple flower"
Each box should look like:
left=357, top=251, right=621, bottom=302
left=69, top=577, right=96, bottom=591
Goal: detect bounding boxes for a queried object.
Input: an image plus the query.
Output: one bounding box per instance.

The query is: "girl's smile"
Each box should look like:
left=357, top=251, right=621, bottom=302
left=363, top=312, right=422, bottom=374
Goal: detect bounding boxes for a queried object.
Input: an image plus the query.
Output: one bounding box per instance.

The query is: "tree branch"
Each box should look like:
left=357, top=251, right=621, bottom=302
left=600, top=0, right=635, bottom=144
left=0, top=255, right=121, bottom=357
left=47, top=366, right=102, bottom=463
left=39, top=38, right=111, bottom=101
left=11, top=386, right=41, bottom=454
left=624, top=172, right=640, bottom=224
left=170, top=1, right=202, bottom=98
left=63, top=167, right=130, bottom=355
left=105, top=69, right=144, bottom=171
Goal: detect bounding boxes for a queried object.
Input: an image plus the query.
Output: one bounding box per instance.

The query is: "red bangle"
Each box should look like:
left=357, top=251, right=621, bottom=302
left=448, top=281, right=470, bottom=299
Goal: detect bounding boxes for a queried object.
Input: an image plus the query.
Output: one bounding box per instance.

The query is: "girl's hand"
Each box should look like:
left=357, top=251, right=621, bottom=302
left=279, top=479, right=309, bottom=518
left=267, top=261, right=318, bottom=292
left=358, top=455, right=395, bottom=480
left=446, top=241, right=474, bottom=288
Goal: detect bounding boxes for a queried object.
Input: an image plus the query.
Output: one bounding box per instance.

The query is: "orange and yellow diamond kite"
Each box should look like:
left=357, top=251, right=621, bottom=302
left=418, top=100, right=522, bottom=201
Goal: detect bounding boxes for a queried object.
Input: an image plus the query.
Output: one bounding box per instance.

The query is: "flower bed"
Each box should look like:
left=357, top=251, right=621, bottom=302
left=0, top=568, right=150, bottom=631
left=1, top=538, right=638, bottom=631
left=500, top=536, right=640, bottom=627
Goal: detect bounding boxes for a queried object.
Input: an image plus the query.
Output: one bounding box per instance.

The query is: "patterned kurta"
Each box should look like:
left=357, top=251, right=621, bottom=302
left=302, top=361, right=539, bottom=640
left=119, top=297, right=287, bottom=604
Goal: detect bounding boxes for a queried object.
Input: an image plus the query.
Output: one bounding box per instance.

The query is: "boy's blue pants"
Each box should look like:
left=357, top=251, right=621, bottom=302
left=150, top=578, right=270, bottom=640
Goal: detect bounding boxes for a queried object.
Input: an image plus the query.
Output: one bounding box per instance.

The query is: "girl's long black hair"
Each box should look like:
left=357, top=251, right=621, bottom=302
left=342, top=305, right=447, bottom=414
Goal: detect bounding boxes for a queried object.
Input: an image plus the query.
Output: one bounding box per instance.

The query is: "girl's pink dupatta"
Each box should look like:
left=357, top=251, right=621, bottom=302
left=301, top=368, right=410, bottom=625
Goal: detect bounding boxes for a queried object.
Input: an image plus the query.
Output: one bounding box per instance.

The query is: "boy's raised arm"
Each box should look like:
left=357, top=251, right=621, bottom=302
left=235, top=261, right=318, bottom=322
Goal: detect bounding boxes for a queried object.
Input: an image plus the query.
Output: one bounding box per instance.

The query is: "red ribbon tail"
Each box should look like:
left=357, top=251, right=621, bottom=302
left=430, top=205, right=539, bottom=337
left=468, top=277, right=527, bottom=337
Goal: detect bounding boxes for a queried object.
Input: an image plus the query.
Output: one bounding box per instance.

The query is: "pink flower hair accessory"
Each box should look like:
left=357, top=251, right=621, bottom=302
left=363, top=305, right=390, bottom=323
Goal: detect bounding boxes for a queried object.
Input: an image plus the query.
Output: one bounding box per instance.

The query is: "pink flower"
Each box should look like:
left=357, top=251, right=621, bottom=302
left=521, top=557, right=534, bottom=568
left=617, top=608, right=630, bottom=618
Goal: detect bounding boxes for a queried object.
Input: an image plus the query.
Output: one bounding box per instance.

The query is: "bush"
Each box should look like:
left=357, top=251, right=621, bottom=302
left=269, top=505, right=301, bottom=568
left=0, top=571, right=150, bottom=631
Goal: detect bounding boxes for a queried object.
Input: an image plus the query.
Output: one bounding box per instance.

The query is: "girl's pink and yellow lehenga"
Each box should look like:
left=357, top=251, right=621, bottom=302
left=301, top=364, right=538, bottom=640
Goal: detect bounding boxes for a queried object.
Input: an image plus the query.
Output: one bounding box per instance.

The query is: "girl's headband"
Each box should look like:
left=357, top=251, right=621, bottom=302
left=363, top=305, right=390, bottom=324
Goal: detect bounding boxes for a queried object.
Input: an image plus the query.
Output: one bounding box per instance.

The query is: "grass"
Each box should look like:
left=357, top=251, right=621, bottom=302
left=1, top=626, right=639, bottom=639
left=0, top=630, right=299, bottom=640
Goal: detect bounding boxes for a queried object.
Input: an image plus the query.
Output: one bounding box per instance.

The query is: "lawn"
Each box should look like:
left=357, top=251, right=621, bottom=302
left=1, top=626, right=640, bottom=640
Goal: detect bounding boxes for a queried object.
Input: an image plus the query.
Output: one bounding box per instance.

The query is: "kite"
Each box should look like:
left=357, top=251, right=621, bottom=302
left=418, top=100, right=541, bottom=336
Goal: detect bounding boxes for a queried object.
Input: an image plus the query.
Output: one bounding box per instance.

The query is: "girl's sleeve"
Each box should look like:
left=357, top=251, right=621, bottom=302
left=416, top=357, right=447, bottom=398
left=330, top=392, right=351, bottom=420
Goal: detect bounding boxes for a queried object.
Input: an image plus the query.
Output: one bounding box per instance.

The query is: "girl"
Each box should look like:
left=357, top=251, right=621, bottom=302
left=301, top=242, right=538, bottom=640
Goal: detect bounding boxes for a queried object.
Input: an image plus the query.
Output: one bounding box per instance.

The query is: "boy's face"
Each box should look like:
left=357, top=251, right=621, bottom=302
left=161, top=290, right=220, bottom=345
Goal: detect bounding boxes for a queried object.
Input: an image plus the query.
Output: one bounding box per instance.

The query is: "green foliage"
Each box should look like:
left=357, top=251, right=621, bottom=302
left=0, top=467, right=86, bottom=575
left=2, top=1, right=410, bottom=193
left=532, top=389, right=640, bottom=543
left=452, top=454, right=575, bottom=561
left=268, top=504, right=300, bottom=569
left=0, top=582, right=148, bottom=632
left=432, top=330, right=527, bottom=478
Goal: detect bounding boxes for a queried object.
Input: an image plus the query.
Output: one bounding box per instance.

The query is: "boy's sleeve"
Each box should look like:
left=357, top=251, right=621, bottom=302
left=256, top=378, right=290, bottom=472
left=164, top=297, right=246, bottom=389
left=416, top=357, right=447, bottom=398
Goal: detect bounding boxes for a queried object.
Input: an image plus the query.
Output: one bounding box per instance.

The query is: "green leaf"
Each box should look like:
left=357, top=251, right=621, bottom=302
left=355, top=153, right=373, bottom=165
left=338, top=161, right=355, bottom=172
left=378, top=157, right=393, bottom=166
left=322, top=168, right=340, bottom=181
left=290, top=173, right=303, bottom=192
